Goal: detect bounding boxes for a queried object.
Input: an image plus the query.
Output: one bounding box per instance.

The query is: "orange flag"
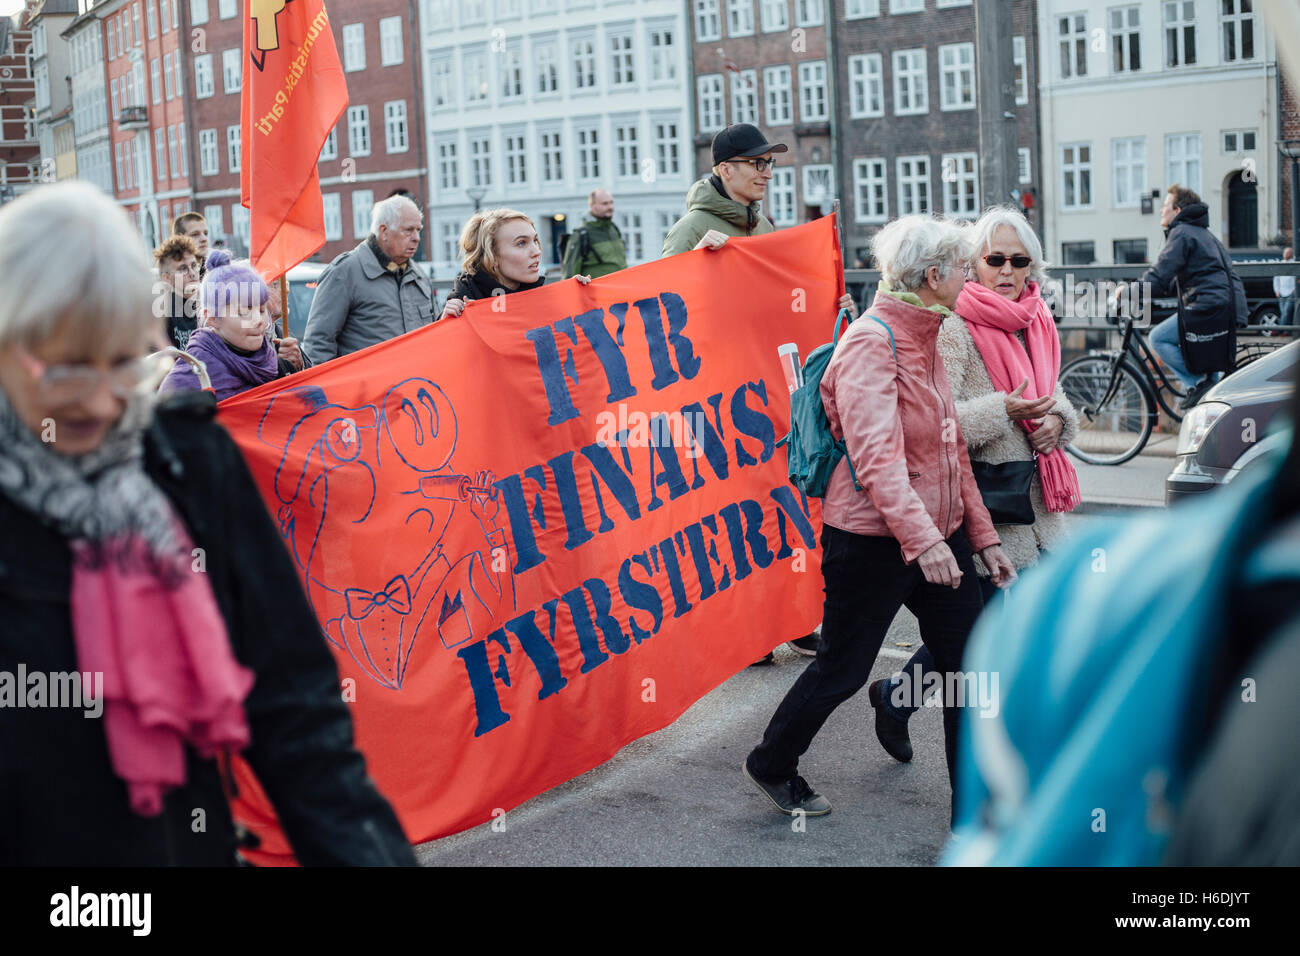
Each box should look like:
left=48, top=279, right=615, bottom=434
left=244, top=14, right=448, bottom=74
left=240, top=0, right=348, bottom=281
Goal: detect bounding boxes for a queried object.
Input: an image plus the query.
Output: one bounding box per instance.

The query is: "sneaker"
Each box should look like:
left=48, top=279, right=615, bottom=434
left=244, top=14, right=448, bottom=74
left=787, top=632, right=820, bottom=656
left=1179, top=377, right=1214, bottom=411
left=742, top=759, right=832, bottom=816
left=749, top=652, right=776, bottom=667
left=867, top=679, right=914, bottom=763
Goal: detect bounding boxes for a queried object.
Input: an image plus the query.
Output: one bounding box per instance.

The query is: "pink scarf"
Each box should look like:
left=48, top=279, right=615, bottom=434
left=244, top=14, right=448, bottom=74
left=956, top=280, right=1081, bottom=514
left=70, top=524, right=254, bottom=816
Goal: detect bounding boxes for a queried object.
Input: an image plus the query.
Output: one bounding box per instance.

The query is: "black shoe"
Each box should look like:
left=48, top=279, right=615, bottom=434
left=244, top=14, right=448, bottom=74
left=742, top=759, right=832, bottom=816
left=868, top=679, right=913, bottom=763
left=749, top=651, right=776, bottom=667
left=787, top=633, right=820, bottom=656
left=1179, top=377, right=1214, bottom=411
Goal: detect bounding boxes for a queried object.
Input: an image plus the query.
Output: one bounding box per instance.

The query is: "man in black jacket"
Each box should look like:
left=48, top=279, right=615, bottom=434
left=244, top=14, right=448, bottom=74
left=1139, top=184, right=1247, bottom=409
left=153, top=235, right=202, bottom=349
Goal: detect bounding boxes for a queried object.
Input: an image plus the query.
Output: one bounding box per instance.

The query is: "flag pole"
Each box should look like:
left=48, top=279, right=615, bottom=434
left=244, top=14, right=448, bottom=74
left=279, top=275, right=289, bottom=339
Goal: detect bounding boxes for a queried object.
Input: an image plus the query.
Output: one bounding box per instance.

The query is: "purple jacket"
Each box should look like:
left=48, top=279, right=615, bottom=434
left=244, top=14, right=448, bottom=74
left=159, top=327, right=285, bottom=402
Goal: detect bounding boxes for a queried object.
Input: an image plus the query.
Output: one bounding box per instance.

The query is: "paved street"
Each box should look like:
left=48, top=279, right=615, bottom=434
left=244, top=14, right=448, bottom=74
left=415, top=450, right=1166, bottom=866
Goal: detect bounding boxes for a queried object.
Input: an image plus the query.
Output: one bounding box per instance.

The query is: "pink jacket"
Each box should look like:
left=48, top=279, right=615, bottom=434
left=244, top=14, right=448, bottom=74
left=821, top=291, right=1000, bottom=563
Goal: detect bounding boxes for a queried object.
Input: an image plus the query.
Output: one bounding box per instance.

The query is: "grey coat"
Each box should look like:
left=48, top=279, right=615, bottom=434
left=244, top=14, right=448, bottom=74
left=302, top=240, right=435, bottom=365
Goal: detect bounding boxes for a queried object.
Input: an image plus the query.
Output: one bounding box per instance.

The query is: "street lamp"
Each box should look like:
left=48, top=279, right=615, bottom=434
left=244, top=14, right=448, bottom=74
left=1278, top=139, right=1300, bottom=254
left=466, top=186, right=487, bottom=212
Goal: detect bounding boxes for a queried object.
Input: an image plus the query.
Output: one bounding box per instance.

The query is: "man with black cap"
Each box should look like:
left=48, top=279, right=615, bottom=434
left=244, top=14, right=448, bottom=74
left=662, top=123, right=784, bottom=256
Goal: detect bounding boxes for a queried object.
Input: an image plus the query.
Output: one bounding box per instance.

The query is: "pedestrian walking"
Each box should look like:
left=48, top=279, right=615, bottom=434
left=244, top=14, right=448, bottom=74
left=159, top=250, right=306, bottom=401
left=0, top=183, right=415, bottom=865
left=868, top=207, right=1081, bottom=763
left=153, top=235, right=202, bottom=350
left=441, top=209, right=589, bottom=320
left=1135, top=185, right=1247, bottom=409
left=562, top=189, right=627, bottom=279
left=301, top=194, right=434, bottom=365
left=1273, top=246, right=1295, bottom=333
left=743, top=215, right=1015, bottom=820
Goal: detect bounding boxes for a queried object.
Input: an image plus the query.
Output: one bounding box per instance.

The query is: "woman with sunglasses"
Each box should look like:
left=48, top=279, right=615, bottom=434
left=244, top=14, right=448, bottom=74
left=867, top=206, right=1082, bottom=763
left=0, top=184, right=414, bottom=865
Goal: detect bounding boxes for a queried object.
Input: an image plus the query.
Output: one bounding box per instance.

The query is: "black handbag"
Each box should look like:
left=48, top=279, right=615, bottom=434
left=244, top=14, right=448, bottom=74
left=970, top=457, right=1037, bottom=525
left=1174, top=239, right=1241, bottom=376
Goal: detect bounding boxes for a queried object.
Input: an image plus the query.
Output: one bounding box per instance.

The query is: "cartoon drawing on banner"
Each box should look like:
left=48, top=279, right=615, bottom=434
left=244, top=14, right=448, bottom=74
left=258, top=377, right=517, bottom=690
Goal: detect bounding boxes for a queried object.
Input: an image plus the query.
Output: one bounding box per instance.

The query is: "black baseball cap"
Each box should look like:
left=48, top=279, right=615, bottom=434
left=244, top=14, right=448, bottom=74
left=711, top=124, right=789, bottom=166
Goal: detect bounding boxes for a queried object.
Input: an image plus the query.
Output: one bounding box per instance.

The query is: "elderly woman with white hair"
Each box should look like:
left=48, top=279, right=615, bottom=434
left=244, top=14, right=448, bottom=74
left=0, top=184, right=415, bottom=865
left=744, top=215, right=1014, bottom=821
left=868, top=206, right=1082, bottom=765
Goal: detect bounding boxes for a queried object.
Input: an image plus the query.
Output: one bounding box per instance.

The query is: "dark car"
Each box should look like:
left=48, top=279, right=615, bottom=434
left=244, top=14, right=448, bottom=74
left=1165, top=340, right=1298, bottom=503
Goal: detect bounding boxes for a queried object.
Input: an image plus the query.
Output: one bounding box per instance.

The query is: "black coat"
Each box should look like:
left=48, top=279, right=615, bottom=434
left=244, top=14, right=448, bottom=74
left=1141, top=202, right=1248, bottom=328
left=450, top=269, right=545, bottom=302
left=0, top=391, right=416, bottom=866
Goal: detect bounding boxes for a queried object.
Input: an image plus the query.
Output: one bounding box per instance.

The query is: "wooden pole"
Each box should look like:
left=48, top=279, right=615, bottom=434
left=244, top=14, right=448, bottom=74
left=279, top=274, right=289, bottom=340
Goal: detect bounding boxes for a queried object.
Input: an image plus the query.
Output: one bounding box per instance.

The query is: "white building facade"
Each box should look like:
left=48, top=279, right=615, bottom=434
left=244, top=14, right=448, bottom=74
left=1038, top=0, right=1278, bottom=264
left=64, top=4, right=114, bottom=196
left=420, top=0, right=693, bottom=276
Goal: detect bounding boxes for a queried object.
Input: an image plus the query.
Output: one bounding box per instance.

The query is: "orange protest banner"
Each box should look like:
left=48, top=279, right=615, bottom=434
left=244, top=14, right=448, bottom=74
left=218, top=217, right=844, bottom=862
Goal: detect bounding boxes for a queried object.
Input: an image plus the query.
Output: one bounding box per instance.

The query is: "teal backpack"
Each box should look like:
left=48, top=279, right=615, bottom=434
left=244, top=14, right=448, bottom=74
left=782, top=307, right=895, bottom=498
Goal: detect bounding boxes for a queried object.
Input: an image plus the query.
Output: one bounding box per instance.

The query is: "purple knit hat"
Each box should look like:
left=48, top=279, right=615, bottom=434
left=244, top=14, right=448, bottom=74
left=201, top=249, right=269, bottom=317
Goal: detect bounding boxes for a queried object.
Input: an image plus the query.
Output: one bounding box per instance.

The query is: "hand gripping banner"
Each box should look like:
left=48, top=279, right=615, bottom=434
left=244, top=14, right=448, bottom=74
left=219, top=217, right=845, bottom=862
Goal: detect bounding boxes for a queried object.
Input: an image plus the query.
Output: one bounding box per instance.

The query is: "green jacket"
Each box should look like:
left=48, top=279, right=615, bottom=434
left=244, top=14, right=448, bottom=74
left=661, top=175, right=776, bottom=256
left=562, top=217, right=628, bottom=278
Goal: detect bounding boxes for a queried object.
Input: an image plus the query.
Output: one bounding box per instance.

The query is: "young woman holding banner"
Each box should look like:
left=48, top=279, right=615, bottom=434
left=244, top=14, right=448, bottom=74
left=743, top=215, right=1014, bottom=821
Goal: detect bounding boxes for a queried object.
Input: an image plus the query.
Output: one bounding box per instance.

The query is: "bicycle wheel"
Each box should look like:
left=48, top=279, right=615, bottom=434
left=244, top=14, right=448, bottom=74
left=1059, top=355, right=1155, bottom=465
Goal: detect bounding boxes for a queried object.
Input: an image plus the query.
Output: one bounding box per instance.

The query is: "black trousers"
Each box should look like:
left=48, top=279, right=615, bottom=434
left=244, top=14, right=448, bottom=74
left=749, top=524, right=985, bottom=797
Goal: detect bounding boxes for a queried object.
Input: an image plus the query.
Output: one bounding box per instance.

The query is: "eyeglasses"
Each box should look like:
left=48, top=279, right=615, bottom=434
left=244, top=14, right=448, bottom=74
left=727, top=157, right=778, bottom=174
left=15, top=345, right=175, bottom=404
left=983, top=254, right=1033, bottom=269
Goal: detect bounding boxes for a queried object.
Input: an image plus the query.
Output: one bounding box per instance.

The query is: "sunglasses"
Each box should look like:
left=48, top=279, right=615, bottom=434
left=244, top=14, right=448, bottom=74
left=983, top=254, right=1033, bottom=269
left=727, top=157, right=778, bottom=173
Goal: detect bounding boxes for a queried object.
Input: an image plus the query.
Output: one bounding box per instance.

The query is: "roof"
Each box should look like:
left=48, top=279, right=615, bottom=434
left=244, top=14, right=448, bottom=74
left=32, top=1, right=82, bottom=19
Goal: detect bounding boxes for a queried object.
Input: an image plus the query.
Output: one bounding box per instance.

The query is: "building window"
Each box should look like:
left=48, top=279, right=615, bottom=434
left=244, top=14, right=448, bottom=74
left=1163, top=0, right=1196, bottom=68
left=500, top=43, right=524, bottom=100
left=175, top=122, right=188, bottom=176
left=697, top=74, right=725, bottom=131
left=1109, top=6, right=1141, bottom=73
left=380, top=17, right=403, bottom=66
left=610, top=123, right=639, bottom=180
left=155, top=127, right=168, bottom=180
left=352, top=190, right=374, bottom=240
left=939, top=43, right=975, bottom=110
left=222, top=48, right=241, bottom=94
left=320, top=128, right=337, bottom=161
left=437, top=221, right=460, bottom=266
left=1018, top=147, right=1031, bottom=183
left=147, top=0, right=157, bottom=38
left=534, top=40, right=559, bottom=95
left=460, top=0, right=486, bottom=23
left=763, top=65, right=792, bottom=125
left=384, top=101, right=408, bottom=153
left=164, top=52, right=175, bottom=99
left=1166, top=132, right=1201, bottom=192
left=799, top=61, right=829, bottom=122
left=648, top=26, right=677, bottom=82
left=761, top=0, right=789, bottom=32
left=571, top=36, right=597, bottom=91
left=199, top=128, right=218, bottom=175
left=760, top=166, right=793, bottom=225
left=218, top=0, right=237, bottom=18
left=849, top=53, right=884, bottom=118
left=1058, top=13, right=1088, bottom=78
left=168, top=126, right=179, bottom=180
left=897, top=155, right=930, bottom=215
left=469, top=134, right=492, bottom=187
left=191, top=0, right=208, bottom=26
left=576, top=125, right=600, bottom=180
left=194, top=54, right=213, bottom=98
left=942, top=152, right=978, bottom=217
left=343, top=24, right=366, bottom=73
left=1223, top=129, right=1257, bottom=153
left=1060, top=142, right=1093, bottom=209
left=890, top=0, right=923, bottom=11
left=226, top=125, right=240, bottom=173
left=348, top=106, right=371, bottom=157
left=654, top=120, right=680, bottom=176
left=1112, top=137, right=1146, bottom=207
left=173, top=49, right=184, bottom=97
left=795, top=0, right=823, bottom=25
left=323, top=194, right=342, bottom=242
left=204, top=205, right=224, bottom=243
left=731, top=70, right=758, bottom=126
left=1061, top=241, right=1095, bottom=265
left=617, top=212, right=645, bottom=263
left=1221, top=0, right=1255, bottom=62
left=892, top=49, right=928, bottom=115
left=936, top=0, right=971, bottom=6
left=609, top=32, right=636, bottom=88
left=437, top=139, right=459, bottom=190
left=1113, top=238, right=1148, bottom=263
left=464, top=48, right=489, bottom=104
left=1012, top=36, right=1028, bottom=104
left=504, top=131, right=527, bottom=185
left=853, top=158, right=888, bottom=223
left=727, top=0, right=754, bottom=37
left=540, top=130, right=563, bottom=183
left=696, top=0, right=721, bottom=42
left=152, top=59, right=162, bottom=104
left=231, top=205, right=250, bottom=252
left=429, top=54, right=454, bottom=109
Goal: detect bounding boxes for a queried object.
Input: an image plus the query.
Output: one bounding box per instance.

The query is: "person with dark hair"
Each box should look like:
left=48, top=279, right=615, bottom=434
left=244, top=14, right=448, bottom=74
left=153, top=235, right=202, bottom=350
left=1134, top=184, right=1247, bottom=410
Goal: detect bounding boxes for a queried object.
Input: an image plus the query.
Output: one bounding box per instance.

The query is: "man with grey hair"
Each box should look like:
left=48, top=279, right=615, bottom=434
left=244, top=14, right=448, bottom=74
left=302, top=194, right=434, bottom=365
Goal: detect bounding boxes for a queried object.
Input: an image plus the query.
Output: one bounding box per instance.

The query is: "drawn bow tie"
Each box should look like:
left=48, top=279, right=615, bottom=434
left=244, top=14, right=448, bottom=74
left=344, top=576, right=413, bottom=620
